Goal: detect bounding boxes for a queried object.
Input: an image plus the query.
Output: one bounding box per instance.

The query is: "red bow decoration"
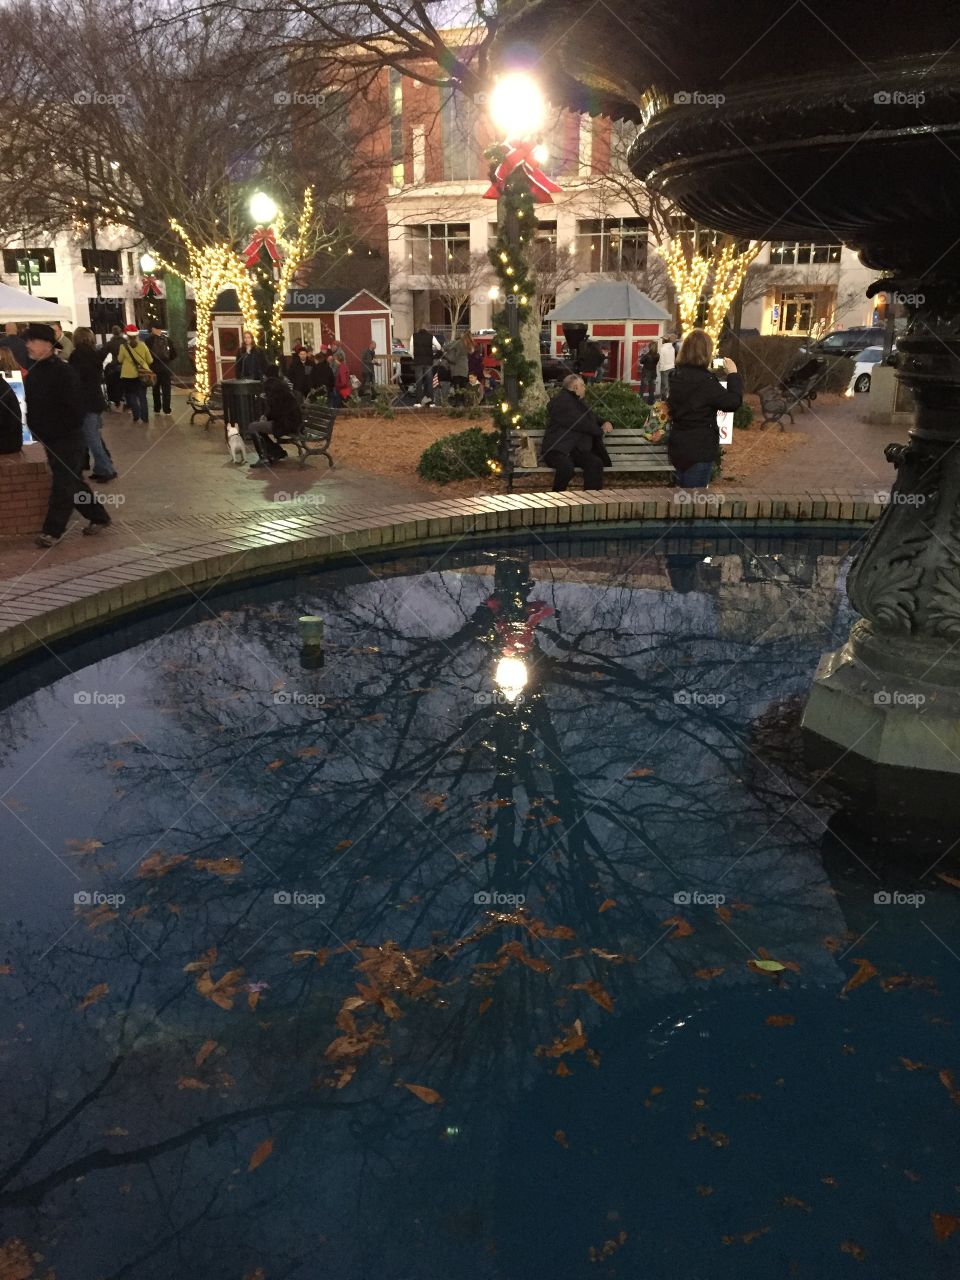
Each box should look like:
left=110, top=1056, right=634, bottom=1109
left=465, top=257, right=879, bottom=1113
left=483, top=140, right=563, bottom=204
left=486, top=597, right=555, bottom=652
left=140, top=275, right=163, bottom=298
left=241, top=226, right=281, bottom=269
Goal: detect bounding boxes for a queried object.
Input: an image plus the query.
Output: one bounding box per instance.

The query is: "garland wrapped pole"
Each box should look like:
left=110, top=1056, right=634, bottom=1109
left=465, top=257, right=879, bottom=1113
left=484, top=137, right=562, bottom=479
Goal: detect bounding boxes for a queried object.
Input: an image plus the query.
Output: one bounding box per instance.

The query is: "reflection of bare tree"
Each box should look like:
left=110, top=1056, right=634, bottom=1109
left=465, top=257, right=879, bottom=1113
left=0, top=535, right=868, bottom=1273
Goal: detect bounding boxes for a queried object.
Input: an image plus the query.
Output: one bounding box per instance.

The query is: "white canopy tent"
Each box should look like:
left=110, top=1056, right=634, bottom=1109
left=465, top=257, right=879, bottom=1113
left=0, top=282, right=68, bottom=325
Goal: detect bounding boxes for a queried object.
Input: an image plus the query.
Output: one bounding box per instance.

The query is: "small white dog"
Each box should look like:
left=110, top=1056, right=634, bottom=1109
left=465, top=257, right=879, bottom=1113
left=226, top=425, right=246, bottom=465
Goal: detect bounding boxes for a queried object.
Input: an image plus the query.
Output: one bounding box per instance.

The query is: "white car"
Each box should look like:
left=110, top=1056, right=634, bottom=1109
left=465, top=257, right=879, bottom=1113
left=849, top=344, right=892, bottom=393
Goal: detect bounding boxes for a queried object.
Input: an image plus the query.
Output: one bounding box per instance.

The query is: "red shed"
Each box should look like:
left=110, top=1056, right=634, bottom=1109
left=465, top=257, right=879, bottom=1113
left=546, top=283, right=672, bottom=385
left=211, top=287, right=393, bottom=385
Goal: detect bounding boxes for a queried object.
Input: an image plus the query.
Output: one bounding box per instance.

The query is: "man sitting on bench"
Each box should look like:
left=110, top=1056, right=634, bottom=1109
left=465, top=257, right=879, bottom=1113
left=247, top=364, right=302, bottom=468
left=541, top=374, right=613, bottom=492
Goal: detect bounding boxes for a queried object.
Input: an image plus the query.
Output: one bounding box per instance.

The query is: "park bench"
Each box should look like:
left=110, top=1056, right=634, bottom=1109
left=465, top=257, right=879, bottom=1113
left=273, top=404, right=336, bottom=469
left=759, top=358, right=829, bottom=429
left=506, top=427, right=672, bottom=489
left=188, top=382, right=224, bottom=428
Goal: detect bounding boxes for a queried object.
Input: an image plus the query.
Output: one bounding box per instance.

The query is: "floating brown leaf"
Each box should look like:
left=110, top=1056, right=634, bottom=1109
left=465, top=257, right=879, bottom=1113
left=626, top=768, right=654, bottom=778
left=139, top=850, right=188, bottom=879
left=899, top=1057, right=927, bottom=1072
left=0, top=1237, right=35, bottom=1280
left=104, top=1126, right=128, bottom=1137
left=716, top=905, right=732, bottom=923
left=194, top=856, right=243, bottom=877
left=83, top=903, right=118, bottom=930
left=478, top=996, right=493, bottom=1015
left=661, top=915, right=695, bottom=938
left=184, top=946, right=217, bottom=973
left=554, top=1129, right=569, bottom=1149
left=248, top=1138, right=274, bottom=1171
left=555, top=1062, right=572, bottom=1077
left=568, top=980, right=614, bottom=1013
left=842, top=958, right=879, bottom=995
left=694, top=967, right=725, bottom=980
left=334, top=839, right=353, bottom=851
left=77, top=982, right=108, bottom=1010
left=536, top=1020, right=586, bottom=1059
left=697, top=1185, right=714, bottom=1197
left=765, top=1015, right=795, bottom=1027
left=265, top=759, right=284, bottom=772
left=598, top=898, right=617, bottom=914
left=780, top=1195, right=812, bottom=1212
left=0, top=965, right=11, bottom=976
left=400, top=1083, right=443, bottom=1106
left=195, top=967, right=244, bottom=1011
left=931, top=1213, right=960, bottom=1241
left=176, top=1076, right=209, bottom=1091
left=689, top=1123, right=729, bottom=1147
left=936, top=873, right=960, bottom=889
left=721, top=1227, right=770, bottom=1245
left=195, top=1039, right=218, bottom=1067
left=297, top=746, right=323, bottom=759
left=840, top=1240, right=867, bottom=1262
left=65, top=837, right=104, bottom=854
left=588, top=1230, right=627, bottom=1262
left=498, top=940, right=550, bottom=973
left=938, top=1069, right=960, bottom=1107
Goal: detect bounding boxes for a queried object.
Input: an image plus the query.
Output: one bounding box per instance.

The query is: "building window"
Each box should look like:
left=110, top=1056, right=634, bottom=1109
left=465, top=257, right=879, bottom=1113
left=408, top=223, right=471, bottom=274
left=287, top=321, right=317, bottom=349
left=439, top=90, right=479, bottom=181
left=81, top=248, right=123, bottom=284
left=89, top=298, right=127, bottom=332
left=389, top=68, right=404, bottom=186
left=2, top=247, right=56, bottom=274
left=770, top=241, right=842, bottom=266
left=575, top=218, right=648, bottom=273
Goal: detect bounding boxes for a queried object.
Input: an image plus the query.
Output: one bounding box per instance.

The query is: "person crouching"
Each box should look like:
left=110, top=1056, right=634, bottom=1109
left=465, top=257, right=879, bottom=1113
left=541, top=374, right=613, bottom=492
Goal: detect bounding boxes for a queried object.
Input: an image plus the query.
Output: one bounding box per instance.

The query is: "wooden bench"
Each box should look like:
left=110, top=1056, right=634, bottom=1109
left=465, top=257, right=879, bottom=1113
left=273, top=404, right=335, bottom=469
left=188, top=383, right=224, bottom=428
left=507, top=428, right=672, bottom=489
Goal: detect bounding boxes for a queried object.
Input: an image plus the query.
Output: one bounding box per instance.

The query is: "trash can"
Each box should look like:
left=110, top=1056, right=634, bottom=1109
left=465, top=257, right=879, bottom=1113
left=221, top=379, right=263, bottom=435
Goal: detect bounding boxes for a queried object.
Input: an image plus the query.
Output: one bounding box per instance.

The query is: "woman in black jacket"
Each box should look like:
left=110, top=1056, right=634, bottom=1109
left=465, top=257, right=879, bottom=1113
left=234, top=330, right=269, bottom=380
left=666, top=329, right=742, bottom=489
left=69, top=327, right=116, bottom=480
left=0, top=349, right=23, bottom=454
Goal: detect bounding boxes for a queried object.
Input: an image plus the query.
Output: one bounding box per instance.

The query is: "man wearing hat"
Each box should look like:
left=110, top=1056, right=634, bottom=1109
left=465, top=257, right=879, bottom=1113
left=23, top=323, right=111, bottom=548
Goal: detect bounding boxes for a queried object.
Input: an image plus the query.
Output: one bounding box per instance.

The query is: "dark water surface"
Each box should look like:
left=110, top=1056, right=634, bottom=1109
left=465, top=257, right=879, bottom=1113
left=1, top=531, right=959, bottom=1279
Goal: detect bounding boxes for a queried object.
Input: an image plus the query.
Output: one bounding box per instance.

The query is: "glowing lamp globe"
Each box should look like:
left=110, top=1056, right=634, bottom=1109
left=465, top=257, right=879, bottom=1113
left=139, top=252, right=156, bottom=273
left=489, top=72, right=545, bottom=137
left=249, top=191, right=279, bottom=225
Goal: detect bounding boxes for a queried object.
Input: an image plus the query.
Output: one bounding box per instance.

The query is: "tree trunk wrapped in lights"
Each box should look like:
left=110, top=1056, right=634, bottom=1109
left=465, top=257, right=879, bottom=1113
left=157, top=221, right=258, bottom=405
left=659, top=235, right=760, bottom=343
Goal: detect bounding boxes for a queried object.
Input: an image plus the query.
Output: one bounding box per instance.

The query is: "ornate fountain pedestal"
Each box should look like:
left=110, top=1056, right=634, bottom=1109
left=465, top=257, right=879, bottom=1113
left=803, top=289, right=960, bottom=786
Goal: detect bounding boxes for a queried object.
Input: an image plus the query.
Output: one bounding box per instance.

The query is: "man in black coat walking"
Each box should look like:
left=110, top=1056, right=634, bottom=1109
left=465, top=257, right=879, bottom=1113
left=23, top=323, right=111, bottom=547
left=541, top=374, right=613, bottom=491
left=145, top=323, right=178, bottom=416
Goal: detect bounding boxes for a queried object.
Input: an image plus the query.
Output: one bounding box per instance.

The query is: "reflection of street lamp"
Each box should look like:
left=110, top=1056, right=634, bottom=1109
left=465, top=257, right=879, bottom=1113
left=494, top=654, right=528, bottom=703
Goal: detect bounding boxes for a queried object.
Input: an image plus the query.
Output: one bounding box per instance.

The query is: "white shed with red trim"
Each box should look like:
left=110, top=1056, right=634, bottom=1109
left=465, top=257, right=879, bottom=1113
left=546, top=283, right=672, bottom=385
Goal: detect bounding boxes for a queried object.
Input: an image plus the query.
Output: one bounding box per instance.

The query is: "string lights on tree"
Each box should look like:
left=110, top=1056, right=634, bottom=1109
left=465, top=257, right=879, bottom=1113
left=659, top=234, right=761, bottom=343
left=155, top=220, right=258, bottom=404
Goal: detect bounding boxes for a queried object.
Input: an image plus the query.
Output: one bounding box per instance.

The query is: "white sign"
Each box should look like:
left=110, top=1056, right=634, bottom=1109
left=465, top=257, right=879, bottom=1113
left=2, top=371, right=32, bottom=443
left=716, top=376, right=733, bottom=445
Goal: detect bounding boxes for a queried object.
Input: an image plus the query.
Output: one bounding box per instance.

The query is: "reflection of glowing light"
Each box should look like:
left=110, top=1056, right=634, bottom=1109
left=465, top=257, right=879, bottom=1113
left=494, top=654, right=527, bottom=702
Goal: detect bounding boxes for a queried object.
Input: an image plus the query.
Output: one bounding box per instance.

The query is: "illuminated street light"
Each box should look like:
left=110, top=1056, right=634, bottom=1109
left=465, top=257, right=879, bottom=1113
left=488, top=284, right=502, bottom=300
left=249, top=191, right=279, bottom=225
left=489, top=71, right=546, bottom=137
left=139, top=252, right=156, bottom=273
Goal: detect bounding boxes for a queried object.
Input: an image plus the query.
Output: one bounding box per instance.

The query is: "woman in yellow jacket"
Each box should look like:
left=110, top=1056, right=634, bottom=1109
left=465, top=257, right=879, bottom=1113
left=117, top=323, right=154, bottom=423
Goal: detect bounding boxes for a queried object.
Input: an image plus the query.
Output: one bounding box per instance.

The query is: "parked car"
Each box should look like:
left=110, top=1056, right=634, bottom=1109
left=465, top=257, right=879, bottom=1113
left=848, top=344, right=894, bottom=393
left=801, top=326, right=885, bottom=358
